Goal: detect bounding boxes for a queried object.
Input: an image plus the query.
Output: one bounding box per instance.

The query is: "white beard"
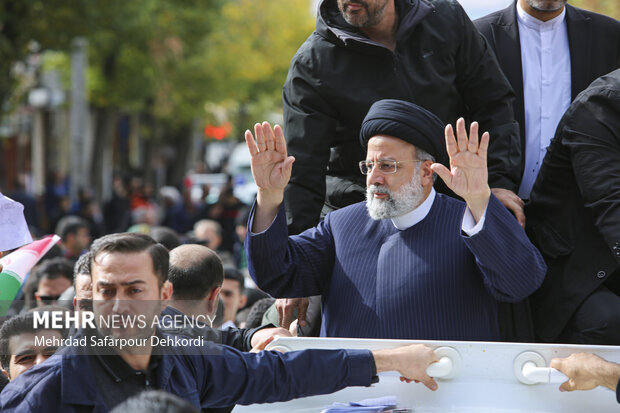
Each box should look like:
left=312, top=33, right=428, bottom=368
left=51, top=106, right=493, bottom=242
left=366, top=168, right=424, bottom=220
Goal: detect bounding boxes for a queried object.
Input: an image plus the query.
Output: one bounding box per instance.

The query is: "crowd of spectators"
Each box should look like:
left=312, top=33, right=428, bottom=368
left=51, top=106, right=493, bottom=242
left=0, top=0, right=618, bottom=410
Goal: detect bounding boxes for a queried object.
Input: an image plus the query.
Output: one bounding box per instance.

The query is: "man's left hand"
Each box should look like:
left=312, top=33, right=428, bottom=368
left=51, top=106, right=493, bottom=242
left=249, top=327, right=291, bottom=352
left=431, top=118, right=490, bottom=222
left=491, top=188, right=525, bottom=227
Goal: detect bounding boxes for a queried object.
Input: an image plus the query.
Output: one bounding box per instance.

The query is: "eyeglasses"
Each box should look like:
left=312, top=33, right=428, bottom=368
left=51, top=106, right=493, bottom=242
left=38, top=295, right=61, bottom=303
left=358, top=159, right=420, bottom=175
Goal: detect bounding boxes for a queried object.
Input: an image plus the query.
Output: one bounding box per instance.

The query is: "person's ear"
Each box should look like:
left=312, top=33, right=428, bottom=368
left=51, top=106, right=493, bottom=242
left=206, top=287, right=221, bottom=315
left=239, top=294, right=248, bottom=310
left=160, top=281, right=173, bottom=301
left=1, top=368, right=9, bottom=380
left=420, top=160, right=434, bottom=187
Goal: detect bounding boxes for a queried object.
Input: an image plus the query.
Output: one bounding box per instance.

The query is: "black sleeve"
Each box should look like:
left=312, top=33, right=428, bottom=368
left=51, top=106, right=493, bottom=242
left=564, top=86, right=620, bottom=260
left=616, top=377, right=620, bottom=404
left=219, top=324, right=278, bottom=352
left=283, top=52, right=340, bottom=234
left=453, top=3, right=522, bottom=191
left=240, top=324, right=277, bottom=352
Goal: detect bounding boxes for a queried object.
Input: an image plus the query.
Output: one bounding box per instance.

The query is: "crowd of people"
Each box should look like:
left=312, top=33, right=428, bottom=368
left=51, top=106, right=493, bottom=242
left=0, top=0, right=619, bottom=411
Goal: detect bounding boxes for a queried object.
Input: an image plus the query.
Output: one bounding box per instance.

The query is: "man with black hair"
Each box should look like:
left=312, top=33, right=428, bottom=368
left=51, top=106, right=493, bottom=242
left=149, top=227, right=181, bottom=251
left=0, top=312, right=65, bottom=381
left=25, top=257, right=73, bottom=308
left=1, top=232, right=443, bottom=412
left=220, top=266, right=247, bottom=329
left=244, top=298, right=275, bottom=329
left=55, top=215, right=91, bottom=263
left=73, top=252, right=93, bottom=312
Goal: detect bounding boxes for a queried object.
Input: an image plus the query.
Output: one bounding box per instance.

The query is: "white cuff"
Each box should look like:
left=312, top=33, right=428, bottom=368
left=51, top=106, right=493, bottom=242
left=249, top=214, right=277, bottom=236
left=462, top=205, right=487, bottom=236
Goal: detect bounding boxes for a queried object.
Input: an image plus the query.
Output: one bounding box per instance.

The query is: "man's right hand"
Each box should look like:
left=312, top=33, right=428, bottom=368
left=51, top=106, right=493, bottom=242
left=372, top=344, right=439, bottom=390
left=245, top=122, right=295, bottom=233
left=276, top=297, right=309, bottom=330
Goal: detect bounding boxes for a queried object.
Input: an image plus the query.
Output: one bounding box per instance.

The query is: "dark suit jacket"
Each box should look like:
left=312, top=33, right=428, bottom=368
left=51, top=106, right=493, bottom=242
left=525, top=70, right=620, bottom=342
left=248, top=194, right=546, bottom=341
left=474, top=2, right=620, bottom=174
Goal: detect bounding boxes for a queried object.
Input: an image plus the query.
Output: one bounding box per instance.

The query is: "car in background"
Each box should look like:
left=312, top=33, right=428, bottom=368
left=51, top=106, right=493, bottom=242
left=189, top=143, right=257, bottom=205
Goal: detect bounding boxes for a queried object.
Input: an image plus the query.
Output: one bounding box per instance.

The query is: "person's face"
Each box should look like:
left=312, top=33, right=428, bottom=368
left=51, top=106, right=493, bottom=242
left=220, top=279, right=245, bottom=320
left=91, top=251, right=170, bottom=344
left=74, top=273, right=93, bottom=311
left=523, top=0, right=567, bottom=12
left=196, top=226, right=222, bottom=250
left=4, top=331, right=63, bottom=380
left=365, top=136, right=432, bottom=219
left=75, top=227, right=91, bottom=251
left=35, top=276, right=72, bottom=306
left=337, top=0, right=390, bottom=28
left=67, top=227, right=91, bottom=253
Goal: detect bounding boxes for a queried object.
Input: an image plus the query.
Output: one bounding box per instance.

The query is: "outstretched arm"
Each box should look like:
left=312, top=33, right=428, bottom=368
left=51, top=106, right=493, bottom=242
left=196, top=342, right=439, bottom=408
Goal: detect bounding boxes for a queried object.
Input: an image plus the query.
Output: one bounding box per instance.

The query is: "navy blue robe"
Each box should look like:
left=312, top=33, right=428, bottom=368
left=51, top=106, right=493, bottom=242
left=247, top=194, right=546, bottom=341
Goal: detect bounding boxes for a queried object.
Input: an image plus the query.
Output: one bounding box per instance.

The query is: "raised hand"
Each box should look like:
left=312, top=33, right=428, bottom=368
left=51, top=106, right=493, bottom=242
left=430, top=118, right=491, bottom=222
left=245, top=122, right=295, bottom=193
left=245, top=122, right=295, bottom=233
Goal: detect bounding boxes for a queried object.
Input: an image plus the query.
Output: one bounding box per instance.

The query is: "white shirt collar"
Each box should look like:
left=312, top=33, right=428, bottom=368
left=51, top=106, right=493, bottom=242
left=516, top=2, right=566, bottom=30
left=391, top=188, right=436, bottom=230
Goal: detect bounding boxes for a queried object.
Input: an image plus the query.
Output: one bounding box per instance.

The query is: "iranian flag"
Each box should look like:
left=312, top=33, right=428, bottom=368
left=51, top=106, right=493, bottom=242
left=0, top=235, right=60, bottom=315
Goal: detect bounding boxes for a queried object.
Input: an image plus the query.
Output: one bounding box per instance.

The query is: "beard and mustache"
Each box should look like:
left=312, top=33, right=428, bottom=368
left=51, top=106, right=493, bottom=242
left=337, top=0, right=389, bottom=28
left=366, top=165, right=425, bottom=220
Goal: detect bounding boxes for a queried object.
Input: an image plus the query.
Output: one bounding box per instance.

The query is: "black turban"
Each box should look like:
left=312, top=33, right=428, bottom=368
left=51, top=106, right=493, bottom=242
left=360, top=99, right=448, bottom=166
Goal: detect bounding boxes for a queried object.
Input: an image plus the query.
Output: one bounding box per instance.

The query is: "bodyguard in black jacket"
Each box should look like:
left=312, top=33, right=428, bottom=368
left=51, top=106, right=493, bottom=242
left=283, top=0, right=523, bottom=234
left=526, top=69, right=620, bottom=344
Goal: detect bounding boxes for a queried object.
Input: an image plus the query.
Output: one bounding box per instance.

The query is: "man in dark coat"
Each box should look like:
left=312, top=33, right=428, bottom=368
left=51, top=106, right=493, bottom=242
left=283, top=0, right=524, bottom=236
left=526, top=69, right=620, bottom=345
left=245, top=100, right=545, bottom=340
left=474, top=0, right=619, bottom=342
left=475, top=0, right=620, bottom=199
left=1, top=232, right=440, bottom=412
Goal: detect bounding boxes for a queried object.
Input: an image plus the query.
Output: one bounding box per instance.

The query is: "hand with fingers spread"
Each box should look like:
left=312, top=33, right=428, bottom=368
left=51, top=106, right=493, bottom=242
left=430, top=118, right=491, bottom=223
left=245, top=122, right=295, bottom=233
